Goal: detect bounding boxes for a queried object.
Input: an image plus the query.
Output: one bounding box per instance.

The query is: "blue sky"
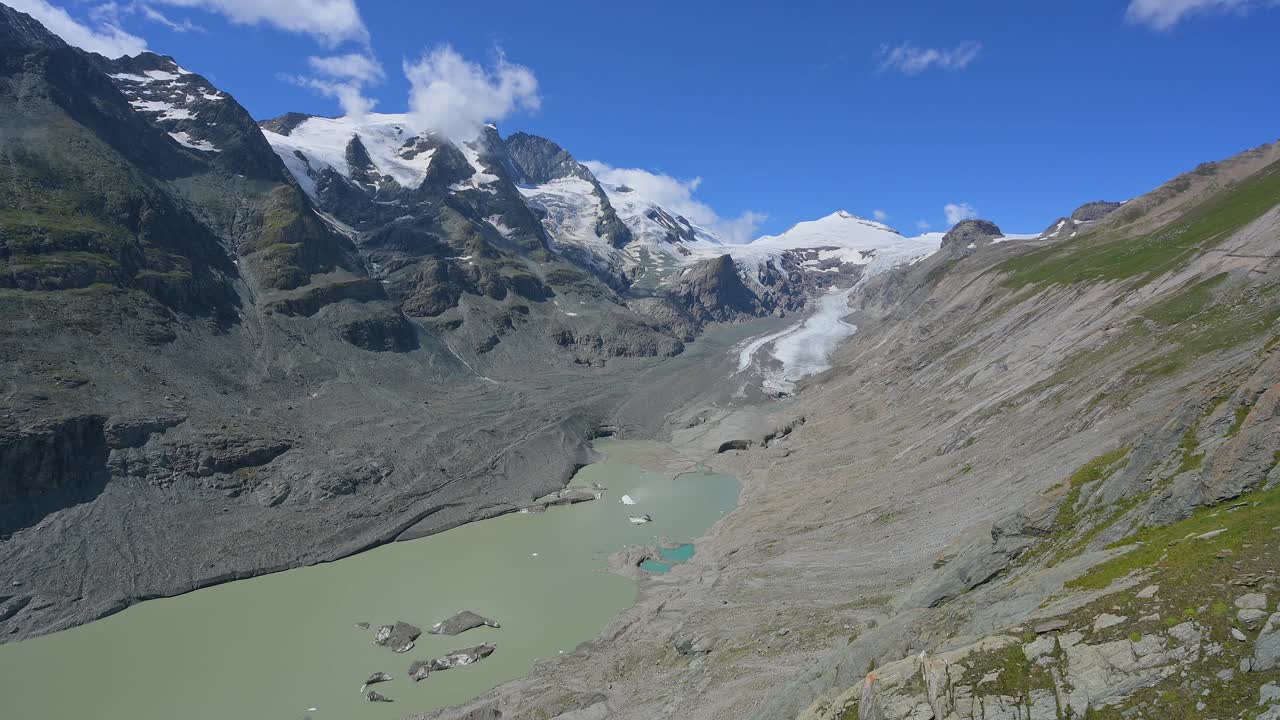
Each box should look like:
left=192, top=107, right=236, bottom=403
left=14, top=0, right=1280, bottom=237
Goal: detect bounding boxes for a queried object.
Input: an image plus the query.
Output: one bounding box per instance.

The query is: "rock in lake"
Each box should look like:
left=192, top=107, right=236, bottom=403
left=360, top=672, right=392, bottom=692
left=429, top=643, right=497, bottom=671
left=408, top=660, right=432, bottom=682
left=373, top=622, right=421, bottom=653
left=532, top=487, right=598, bottom=508
left=365, top=690, right=392, bottom=703
left=430, top=610, right=501, bottom=636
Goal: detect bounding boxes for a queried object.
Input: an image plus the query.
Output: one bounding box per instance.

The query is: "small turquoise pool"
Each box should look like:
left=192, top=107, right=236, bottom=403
left=640, top=543, right=696, bottom=574
left=659, top=543, right=695, bottom=563
left=639, top=559, right=672, bottom=573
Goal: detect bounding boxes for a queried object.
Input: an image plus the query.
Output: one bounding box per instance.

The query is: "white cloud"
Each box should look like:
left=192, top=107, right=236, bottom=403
left=877, top=41, right=982, bottom=76
left=308, top=53, right=383, bottom=84
left=585, top=161, right=767, bottom=244
left=404, top=45, right=540, bottom=142
left=137, top=4, right=203, bottom=32
left=91, top=2, right=204, bottom=34
left=287, top=52, right=384, bottom=118
left=944, top=202, right=978, bottom=225
left=288, top=76, right=374, bottom=117
left=872, top=209, right=889, bottom=222
left=915, top=220, right=932, bottom=231
left=7, top=0, right=147, bottom=56
left=1124, top=0, right=1275, bottom=29
left=150, top=0, right=367, bottom=45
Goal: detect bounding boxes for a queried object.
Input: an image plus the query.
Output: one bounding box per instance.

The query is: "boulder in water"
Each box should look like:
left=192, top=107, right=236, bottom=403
left=532, top=487, right=598, bottom=508
left=365, top=690, right=393, bottom=703
left=408, top=660, right=432, bottom=682
left=430, top=610, right=501, bottom=636
left=373, top=621, right=421, bottom=653
left=429, top=643, right=497, bottom=671
left=359, top=672, right=391, bottom=692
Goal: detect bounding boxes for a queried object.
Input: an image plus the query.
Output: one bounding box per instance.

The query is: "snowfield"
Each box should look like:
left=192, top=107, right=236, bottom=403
left=262, top=113, right=440, bottom=197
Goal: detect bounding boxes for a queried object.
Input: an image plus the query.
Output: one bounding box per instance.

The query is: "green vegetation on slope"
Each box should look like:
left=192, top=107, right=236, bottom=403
left=1123, top=282, right=1280, bottom=386
left=1068, top=481, right=1280, bottom=592
left=997, top=160, right=1280, bottom=289
left=1024, top=447, right=1132, bottom=566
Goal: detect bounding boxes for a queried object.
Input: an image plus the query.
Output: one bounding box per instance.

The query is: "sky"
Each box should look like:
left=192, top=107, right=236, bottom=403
left=10, top=0, right=1280, bottom=239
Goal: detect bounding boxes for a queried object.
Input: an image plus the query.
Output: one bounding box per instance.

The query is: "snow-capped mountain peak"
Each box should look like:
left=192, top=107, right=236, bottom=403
left=754, top=210, right=903, bottom=249
left=260, top=113, right=440, bottom=196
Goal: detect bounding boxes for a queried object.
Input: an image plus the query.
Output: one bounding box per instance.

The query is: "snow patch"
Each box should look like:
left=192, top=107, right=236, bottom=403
left=168, top=131, right=220, bottom=152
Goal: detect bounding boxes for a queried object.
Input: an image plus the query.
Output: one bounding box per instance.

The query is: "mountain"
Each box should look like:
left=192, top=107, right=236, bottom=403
left=11, top=9, right=1276, bottom=720
left=0, top=4, right=680, bottom=640
left=0, top=4, right=952, bottom=640
left=420, top=138, right=1280, bottom=720
left=1039, top=199, right=1125, bottom=241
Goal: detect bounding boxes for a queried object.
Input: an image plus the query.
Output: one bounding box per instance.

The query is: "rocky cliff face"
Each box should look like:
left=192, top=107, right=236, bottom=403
left=939, top=219, right=1004, bottom=257
left=505, top=131, right=633, bottom=251
left=1039, top=200, right=1124, bottom=241
left=670, top=254, right=771, bottom=323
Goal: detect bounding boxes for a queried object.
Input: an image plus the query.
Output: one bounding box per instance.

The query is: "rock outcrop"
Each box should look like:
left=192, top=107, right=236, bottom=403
left=430, top=611, right=501, bottom=636
left=939, top=219, right=1003, bottom=257
left=374, top=622, right=422, bottom=653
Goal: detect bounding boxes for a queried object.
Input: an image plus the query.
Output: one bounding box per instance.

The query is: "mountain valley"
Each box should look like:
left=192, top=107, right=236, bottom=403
left=2, top=4, right=1280, bottom=719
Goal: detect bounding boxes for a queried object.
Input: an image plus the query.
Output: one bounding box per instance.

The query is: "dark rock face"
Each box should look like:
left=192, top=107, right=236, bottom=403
left=939, top=219, right=1003, bottom=258
left=504, top=132, right=594, bottom=185
left=103, top=415, right=186, bottom=449
left=505, top=131, right=632, bottom=250
left=327, top=303, right=420, bottom=352
left=941, top=219, right=1003, bottom=249
left=670, top=255, right=765, bottom=324
left=429, top=610, right=501, bottom=636
left=1041, top=201, right=1123, bottom=240
left=0, top=4, right=65, bottom=49
left=98, top=52, right=285, bottom=181
left=1071, top=200, right=1124, bottom=222
left=550, top=322, right=685, bottom=365
left=0, top=415, right=109, bottom=536
left=257, top=112, right=315, bottom=136
left=643, top=205, right=700, bottom=245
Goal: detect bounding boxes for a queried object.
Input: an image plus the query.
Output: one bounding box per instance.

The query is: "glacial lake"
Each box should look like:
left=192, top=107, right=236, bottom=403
left=0, top=441, right=740, bottom=720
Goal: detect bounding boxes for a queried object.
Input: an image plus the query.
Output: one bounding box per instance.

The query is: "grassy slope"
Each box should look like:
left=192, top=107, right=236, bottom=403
left=997, top=160, right=1280, bottom=289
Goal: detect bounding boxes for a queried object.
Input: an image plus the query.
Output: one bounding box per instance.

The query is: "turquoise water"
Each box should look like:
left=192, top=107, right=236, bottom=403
left=0, top=443, right=739, bottom=720
left=639, top=559, right=672, bottom=573
left=660, top=543, right=696, bottom=562
left=640, top=543, right=697, bottom=574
